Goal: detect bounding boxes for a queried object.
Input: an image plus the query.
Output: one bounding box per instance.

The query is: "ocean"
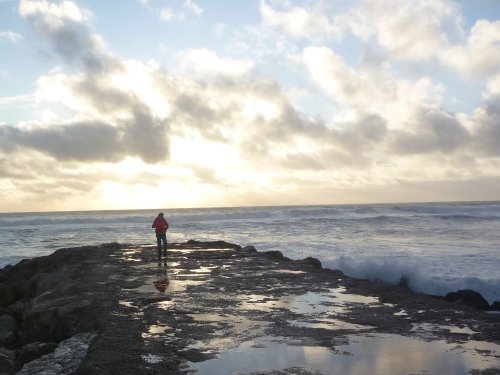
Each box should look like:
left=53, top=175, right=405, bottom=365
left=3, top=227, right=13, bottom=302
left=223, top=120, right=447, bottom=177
left=1, top=201, right=499, bottom=304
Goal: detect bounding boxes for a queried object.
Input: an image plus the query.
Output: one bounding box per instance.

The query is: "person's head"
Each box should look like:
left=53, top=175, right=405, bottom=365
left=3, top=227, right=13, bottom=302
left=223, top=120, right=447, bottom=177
left=158, top=212, right=164, bottom=218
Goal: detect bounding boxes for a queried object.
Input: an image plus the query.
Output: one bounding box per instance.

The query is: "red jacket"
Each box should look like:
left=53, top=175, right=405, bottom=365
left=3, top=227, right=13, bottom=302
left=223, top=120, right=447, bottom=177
left=152, top=216, right=169, bottom=234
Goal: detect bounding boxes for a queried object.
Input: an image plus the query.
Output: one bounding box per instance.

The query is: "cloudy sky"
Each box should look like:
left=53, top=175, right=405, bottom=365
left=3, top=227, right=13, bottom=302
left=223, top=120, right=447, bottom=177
left=1, top=0, right=500, bottom=212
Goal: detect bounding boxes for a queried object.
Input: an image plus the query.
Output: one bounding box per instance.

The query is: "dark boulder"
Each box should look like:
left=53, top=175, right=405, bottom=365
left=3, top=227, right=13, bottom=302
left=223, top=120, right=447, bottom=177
left=302, top=257, right=322, bottom=269
left=444, top=289, right=490, bottom=311
left=242, top=245, right=257, bottom=252
left=0, top=283, right=14, bottom=307
left=490, top=301, right=500, bottom=311
left=18, top=296, right=91, bottom=345
left=30, top=272, right=71, bottom=296
left=265, top=250, right=291, bottom=261
left=0, top=315, right=18, bottom=346
left=17, top=341, right=57, bottom=365
left=0, top=348, right=16, bottom=375
left=186, top=239, right=241, bottom=249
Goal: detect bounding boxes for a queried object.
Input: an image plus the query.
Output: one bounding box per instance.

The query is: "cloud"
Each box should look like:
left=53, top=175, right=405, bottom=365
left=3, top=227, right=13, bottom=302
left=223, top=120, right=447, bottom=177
left=5, top=1, right=172, bottom=164
left=338, top=0, right=460, bottom=60
left=389, top=106, right=470, bottom=154
left=0, top=30, right=23, bottom=44
left=183, top=0, right=203, bottom=16
left=175, top=48, right=254, bottom=79
left=302, top=46, right=443, bottom=123
left=159, top=7, right=185, bottom=22
left=0, top=112, right=169, bottom=163
left=259, top=0, right=337, bottom=40
left=19, top=0, right=116, bottom=72
left=159, top=1, right=202, bottom=23
left=440, top=20, right=500, bottom=78
left=468, top=89, right=500, bottom=157
left=4, top=0, right=500, bottom=211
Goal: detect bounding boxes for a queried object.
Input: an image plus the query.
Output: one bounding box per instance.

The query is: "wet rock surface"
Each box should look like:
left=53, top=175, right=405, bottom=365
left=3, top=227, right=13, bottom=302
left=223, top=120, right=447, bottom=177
left=1, top=241, right=499, bottom=374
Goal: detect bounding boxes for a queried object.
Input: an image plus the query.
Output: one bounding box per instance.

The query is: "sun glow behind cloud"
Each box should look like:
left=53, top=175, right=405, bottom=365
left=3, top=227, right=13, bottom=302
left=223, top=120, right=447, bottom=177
left=0, top=0, right=500, bottom=211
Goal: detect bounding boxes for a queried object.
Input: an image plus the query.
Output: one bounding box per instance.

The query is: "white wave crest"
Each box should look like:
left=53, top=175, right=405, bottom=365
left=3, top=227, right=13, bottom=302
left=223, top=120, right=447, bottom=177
left=326, top=256, right=500, bottom=305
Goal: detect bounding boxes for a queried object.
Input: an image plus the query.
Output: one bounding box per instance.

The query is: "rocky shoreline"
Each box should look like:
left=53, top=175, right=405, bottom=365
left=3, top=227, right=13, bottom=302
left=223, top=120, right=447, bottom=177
left=1, top=241, right=499, bottom=374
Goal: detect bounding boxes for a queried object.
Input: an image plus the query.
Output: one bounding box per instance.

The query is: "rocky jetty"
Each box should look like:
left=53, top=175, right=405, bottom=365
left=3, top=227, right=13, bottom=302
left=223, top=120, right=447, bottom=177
left=0, top=241, right=499, bottom=374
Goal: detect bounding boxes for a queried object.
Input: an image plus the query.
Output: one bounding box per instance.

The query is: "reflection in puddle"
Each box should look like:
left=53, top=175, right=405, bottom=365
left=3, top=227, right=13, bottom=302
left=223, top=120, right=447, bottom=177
left=240, top=295, right=282, bottom=311
left=142, top=324, right=174, bottom=339
left=411, top=323, right=479, bottom=337
left=289, top=319, right=374, bottom=331
left=188, top=313, right=224, bottom=322
left=189, top=266, right=218, bottom=274
left=394, top=309, right=409, bottom=317
left=175, top=248, right=235, bottom=254
left=239, top=289, right=380, bottom=315
left=268, top=269, right=306, bottom=275
left=120, top=248, right=143, bottom=262
left=142, top=354, right=162, bottom=364
left=184, top=313, right=267, bottom=353
left=133, top=279, right=207, bottom=294
left=155, top=300, right=174, bottom=309
left=119, top=300, right=137, bottom=308
left=189, top=334, right=500, bottom=375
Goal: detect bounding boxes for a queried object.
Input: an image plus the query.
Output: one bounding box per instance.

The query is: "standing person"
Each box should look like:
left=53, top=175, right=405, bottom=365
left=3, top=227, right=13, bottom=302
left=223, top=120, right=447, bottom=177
left=152, top=212, right=169, bottom=262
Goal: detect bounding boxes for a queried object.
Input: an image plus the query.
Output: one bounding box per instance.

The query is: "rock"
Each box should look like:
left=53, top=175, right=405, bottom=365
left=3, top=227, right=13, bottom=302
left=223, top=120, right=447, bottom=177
left=19, top=295, right=90, bottom=345
left=98, top=242, right=121, bottom=250
left=11, top=280, right=36, bottom=301
left=302, top=257, right=322, bottom=269
left=0, top=283, right=15, bottom=307
left=397, top=276, right=410, bottom=289
left=242, top=245, right=257, bottom=252
left=186, top=239, right=241, bottom=249
left=0, top=348, right=16, bottom=375
left=2, top=241, right=500, bottom=374
left=0, top=315, right=18, bottom=346
left=17, top=332, right=96, bottom=375
left=265, top=251, right=291, bottom=261
left=17, top=342, right=57, bottom=365
left=5, top=300, right=28, bottom=317
left=444, top=289, right=490, bottom=310
left=490, top=301, right=500, bottom=311
left=30, top=272, right=71, bottom=296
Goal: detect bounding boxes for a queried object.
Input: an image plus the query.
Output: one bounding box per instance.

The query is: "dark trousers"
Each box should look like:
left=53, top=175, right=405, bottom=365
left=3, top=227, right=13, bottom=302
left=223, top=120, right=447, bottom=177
left=156, top=233, right=167, bottom=259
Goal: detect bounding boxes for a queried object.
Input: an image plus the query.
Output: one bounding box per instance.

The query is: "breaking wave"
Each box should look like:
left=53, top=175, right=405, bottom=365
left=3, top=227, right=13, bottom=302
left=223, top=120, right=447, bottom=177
left=326, top=255, right=500, bottom=305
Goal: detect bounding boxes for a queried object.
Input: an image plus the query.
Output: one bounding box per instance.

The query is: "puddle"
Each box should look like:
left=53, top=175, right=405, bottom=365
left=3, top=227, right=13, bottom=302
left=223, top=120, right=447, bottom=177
left=186, top=337, right=240, bottom=355
left=119, top=300, right=137, bottom=308
left=119, top=248, right=144, bottom=262
left=188, top=313, right=225, bottom=322
left=393, top=309, right=409, bottom=317
left=175, top=248, right=235, bottom=254
left=239, top=295, right=284, bottom=311
left=188, top=266, right=218, bottom=274
left=240, top=289, right=380, bottom=315
left=289, top=319, right=375, bottom=331
left=142, top=354, right=163, bottom=364
left=448, top=326, right=478, bottom=335
left=189, top=313, right=262, bottom=333
left=142, top=324, right=174, bottom=339
left=133, top=278, right=207, bottom=294
left=268, top=269, right=306, bottom=275
left=411, top=323, right=479, bottom=337
left=155, top=299, right=174, bottom=309
left=189, top=333, right=500, bottom=375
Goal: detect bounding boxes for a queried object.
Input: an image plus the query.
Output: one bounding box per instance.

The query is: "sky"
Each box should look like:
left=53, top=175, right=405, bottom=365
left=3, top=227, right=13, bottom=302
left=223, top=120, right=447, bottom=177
left=1, top=0, right=500, bottom=212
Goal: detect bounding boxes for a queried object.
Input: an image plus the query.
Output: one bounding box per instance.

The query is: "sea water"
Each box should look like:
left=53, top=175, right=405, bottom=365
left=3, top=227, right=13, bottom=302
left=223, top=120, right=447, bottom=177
left=0, top=202, right=499, bottom=304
